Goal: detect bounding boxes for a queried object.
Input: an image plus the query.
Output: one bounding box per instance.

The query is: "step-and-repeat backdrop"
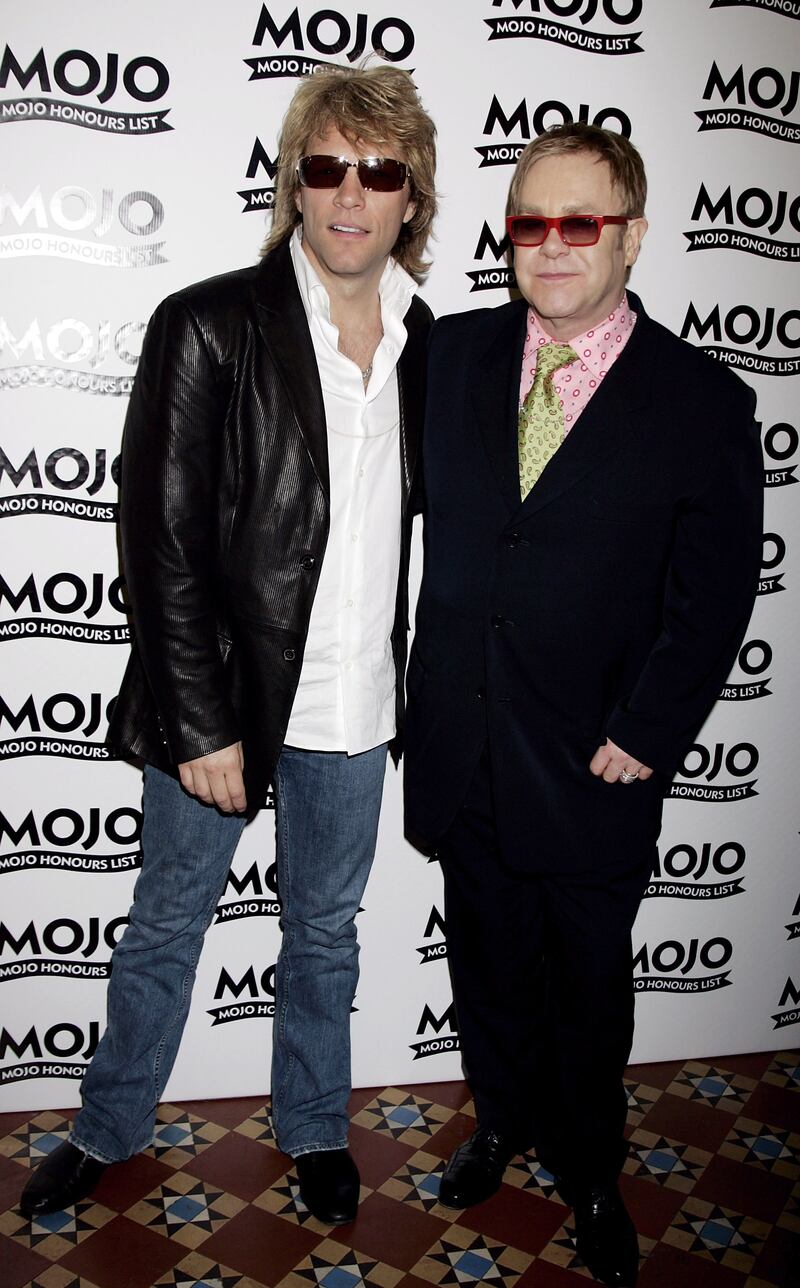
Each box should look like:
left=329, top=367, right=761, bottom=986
left=1, top=0, right=798, bottom=1110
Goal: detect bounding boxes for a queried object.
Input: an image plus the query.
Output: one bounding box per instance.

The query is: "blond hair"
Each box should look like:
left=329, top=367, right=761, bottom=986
left=508, top=122, right=647, bottom=219
left=262, top=65, right=437, bottom=282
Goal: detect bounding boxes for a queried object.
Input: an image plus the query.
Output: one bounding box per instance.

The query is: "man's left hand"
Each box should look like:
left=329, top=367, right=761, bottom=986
left=590, top=739, right=653, bottom=784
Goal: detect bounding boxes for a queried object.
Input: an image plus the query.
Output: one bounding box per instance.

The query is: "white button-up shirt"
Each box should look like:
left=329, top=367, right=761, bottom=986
left=284, top=230, right=416, bottom=754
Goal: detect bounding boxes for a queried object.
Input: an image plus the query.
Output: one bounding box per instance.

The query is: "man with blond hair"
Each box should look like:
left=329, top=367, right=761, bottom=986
left=405, top=123, right=761, bottom=1285
left=21, top=65, right=436, bottom=1227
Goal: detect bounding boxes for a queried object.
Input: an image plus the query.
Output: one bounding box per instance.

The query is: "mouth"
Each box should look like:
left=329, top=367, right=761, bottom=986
left=330, top=223, right=368, bottom=236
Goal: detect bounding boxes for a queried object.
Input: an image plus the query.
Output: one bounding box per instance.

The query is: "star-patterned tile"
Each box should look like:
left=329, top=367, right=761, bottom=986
left=1, top=1062, right=797, bottom=1288
left=667, top=1060, right=757, bottom=1114
left=720, top=1118, right=800, bottom=1178
left=352, top=1089, right=453, bottom=1148
left=663, top=1195, right=770, bottom=1273
left=411, top=1225, right=532, bottom=1286
left=378, top=1150, right=456, bottom=1216
left=624, top=1129, right=711, bottom=1192
left=147, top=1106, right=227, bottom=1167
left=126, top=1173, right=245, bottom=1249
left=276, top=1237, right=404, bottom=1288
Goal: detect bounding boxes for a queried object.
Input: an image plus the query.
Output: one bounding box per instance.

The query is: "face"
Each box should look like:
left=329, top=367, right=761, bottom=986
left=294, top=126, right=416, bottom=293
left=512, top=151, right=647, bottom=340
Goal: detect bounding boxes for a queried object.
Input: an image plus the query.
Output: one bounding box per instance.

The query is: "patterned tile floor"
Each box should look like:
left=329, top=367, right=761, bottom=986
left=0, top=1050, right=797, bottom=1288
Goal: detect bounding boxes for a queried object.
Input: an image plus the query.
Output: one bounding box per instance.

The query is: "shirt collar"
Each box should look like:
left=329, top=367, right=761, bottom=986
left=528, top=294, right=635, bottom=378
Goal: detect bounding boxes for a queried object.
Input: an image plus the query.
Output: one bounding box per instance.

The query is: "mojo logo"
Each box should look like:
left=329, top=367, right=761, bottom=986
left=685, top=183, right=800, bottom=262
left=207, top=963, right=276, bottom=1025
left=0, top=915, right=127, bottom=982
left=238, top=138, right=278, bottom=215
left=633, top=937, right=733, bottom=993
left=0, top=446, right=120, bottom=523
left=485, top=0, right=643, bottom=56
left=669, top=742, right=759, bottom=803
left=416, top=905, right=447, bottom=964
left=214, top=858, right=280, bottom=926
left=645, top=841, right=747, bottom=901
left=410, top=1001, right=460, bottom=1060
left=0, top=45, right=171, bottom=135
left=697, top=61, right=800, bottom=144
left=710, top=0, right=800, bottom=20
left=0, top=570, right=130, bottom=644
left=477, top=95, right=631, bottom=168
left=466, top=222, right=516, bottom=293
left=245, top=6, right=414, bottom=81
left=0, top=1020, right=101, bottom=1085
left=720, top=638, right=773, bottom=702
left=680, top=301, right=800, bottom=376
left=761, top=420, right=798, bottom=487
left=0, top=185, right=167, bottom=270
left=786, top=890, right=800, bottom=941
left=760, top=531, right=787, bottom=595
left=772, top=977, right=800, bottom=1029
left=0, top=316, right=143, bottom=399
left=0, top=690, right=117, bottom=761
left=0, top=803, right=142, bottom=875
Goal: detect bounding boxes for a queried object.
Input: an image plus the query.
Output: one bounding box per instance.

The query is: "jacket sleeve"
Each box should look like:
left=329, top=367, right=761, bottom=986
left=606, top=378, right=763, bottom=778
left=118, top=294, right=240, bottom=764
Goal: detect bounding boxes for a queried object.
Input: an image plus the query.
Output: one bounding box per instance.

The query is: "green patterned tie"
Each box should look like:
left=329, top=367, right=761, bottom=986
left=518, top=342, right=578, bottom=498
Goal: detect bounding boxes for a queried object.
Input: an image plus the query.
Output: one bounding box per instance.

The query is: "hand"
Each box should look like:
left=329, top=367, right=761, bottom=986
left=178, top=741, right=246, bottom=813
left=589, top=738, right=653, bottom=784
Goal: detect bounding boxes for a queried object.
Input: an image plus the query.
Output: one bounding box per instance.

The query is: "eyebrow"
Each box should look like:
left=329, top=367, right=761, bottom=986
left=517, top=203, right=591, bottom=215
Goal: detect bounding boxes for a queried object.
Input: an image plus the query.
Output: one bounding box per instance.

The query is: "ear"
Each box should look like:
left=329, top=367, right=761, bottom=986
left=295, top=186, right=303, bottom=215
left=402, top=195, right=416, bottom=226
left=623, top=216, right=647, bottom=269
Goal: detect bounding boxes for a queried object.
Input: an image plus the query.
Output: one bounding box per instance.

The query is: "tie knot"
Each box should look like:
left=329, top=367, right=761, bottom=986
left=535, top=342, right=578, bottom=380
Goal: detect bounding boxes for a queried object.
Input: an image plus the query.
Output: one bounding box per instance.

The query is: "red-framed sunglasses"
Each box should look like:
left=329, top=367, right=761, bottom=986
left=297, top=154, right=410, bottom=192
left=505, top=214, right=630, bottom=246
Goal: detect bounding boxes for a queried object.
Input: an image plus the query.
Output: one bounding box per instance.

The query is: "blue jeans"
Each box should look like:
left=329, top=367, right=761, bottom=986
left=70, top=743, right=387, bottom=1162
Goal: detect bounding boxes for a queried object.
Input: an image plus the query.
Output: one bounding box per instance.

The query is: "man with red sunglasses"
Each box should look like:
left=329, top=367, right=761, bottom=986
left=20, top=66, right=436, bottom=1228
left=405, top=123, right=761, bottom=1285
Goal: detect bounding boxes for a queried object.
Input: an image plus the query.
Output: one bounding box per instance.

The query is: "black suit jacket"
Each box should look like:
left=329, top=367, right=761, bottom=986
left=404, top=293, right=762, bottom=873
left=108, top=237, right=432, bottom=814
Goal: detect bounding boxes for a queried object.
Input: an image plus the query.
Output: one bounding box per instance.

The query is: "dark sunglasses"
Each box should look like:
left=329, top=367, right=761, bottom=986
left=297, top=154, right=410, bottom=193
left=505, top=214, right=630, bottom=246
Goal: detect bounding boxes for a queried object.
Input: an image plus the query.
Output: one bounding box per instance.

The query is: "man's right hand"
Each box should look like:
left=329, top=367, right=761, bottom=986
left=178, top=741, right=246, bottom=813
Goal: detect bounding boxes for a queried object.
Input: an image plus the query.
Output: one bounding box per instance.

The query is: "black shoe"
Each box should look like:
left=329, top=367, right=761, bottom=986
left=573, top=1183, right=639, bottom=1287
left=438, top=1127, right=517, bottom=1209
left=19, top=1141, right=109, bottom=1218
left=295, top=1149, right=360, bottom=1225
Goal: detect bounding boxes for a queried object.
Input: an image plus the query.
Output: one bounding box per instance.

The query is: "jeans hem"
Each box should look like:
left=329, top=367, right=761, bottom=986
left=68, top=1130, right=131, bottom=1166
left=287, top=1139, right=349, bottom=1158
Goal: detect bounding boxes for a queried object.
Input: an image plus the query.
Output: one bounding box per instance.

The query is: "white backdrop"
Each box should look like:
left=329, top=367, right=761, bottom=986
left=1, top=0, right=798, bottom=1111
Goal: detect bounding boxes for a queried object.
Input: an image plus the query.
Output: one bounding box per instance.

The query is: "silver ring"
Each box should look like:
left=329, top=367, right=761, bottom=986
left=619, top=768, right=640, bottom=784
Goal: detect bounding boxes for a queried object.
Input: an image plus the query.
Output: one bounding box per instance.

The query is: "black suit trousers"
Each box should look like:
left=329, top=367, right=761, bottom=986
left=440, top=748, right=653, bottom=1187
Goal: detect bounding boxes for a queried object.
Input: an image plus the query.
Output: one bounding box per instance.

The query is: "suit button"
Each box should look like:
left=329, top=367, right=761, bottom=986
left=476, top=689, right=485, bottom=700
left=283, top=648, right=296, bottom=662
left=491, top=614, right=507, bottom=628
left=300, top=556, right=315, bottom=571
left=505, top=533, right=521, bottom=547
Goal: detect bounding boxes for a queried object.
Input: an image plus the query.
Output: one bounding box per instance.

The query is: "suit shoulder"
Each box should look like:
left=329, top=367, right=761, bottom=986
left=648, top=315, right=755, bottom=414
left=159, top=266, right=259, bottom=320
left=431, top=299, right=521, bottom=346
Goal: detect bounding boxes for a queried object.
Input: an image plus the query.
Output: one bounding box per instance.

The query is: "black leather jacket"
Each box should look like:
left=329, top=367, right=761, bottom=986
left=108, top=236, right=431, bottom=814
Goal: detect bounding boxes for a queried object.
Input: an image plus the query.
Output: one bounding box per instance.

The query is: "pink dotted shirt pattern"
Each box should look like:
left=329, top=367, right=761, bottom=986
left=519, top=296, right=637, bottom=435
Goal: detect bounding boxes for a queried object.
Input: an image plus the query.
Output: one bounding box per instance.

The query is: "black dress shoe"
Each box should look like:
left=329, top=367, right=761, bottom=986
left=438, top=1127, right=517, bottom=1208
left=295, top=1149, right=360, bottom=1224
left=573, top=1183, right=639, bottom=1287
left=20, top=1141, right=109, bottom=1218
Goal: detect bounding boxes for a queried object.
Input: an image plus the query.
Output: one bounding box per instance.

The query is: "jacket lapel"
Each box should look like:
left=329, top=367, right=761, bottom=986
left=471, top=298, right=529, bottom=515
left=397, top=298, right=429, bottom=511
left=515, top=296, right=657, bottom=521
left=253, top=238, right=329, bottom=499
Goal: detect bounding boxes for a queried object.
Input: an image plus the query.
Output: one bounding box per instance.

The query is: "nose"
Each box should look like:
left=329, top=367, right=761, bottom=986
left=540, top=225, right=568, bottom=257
left=334, top=163, right=366, bottom=208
